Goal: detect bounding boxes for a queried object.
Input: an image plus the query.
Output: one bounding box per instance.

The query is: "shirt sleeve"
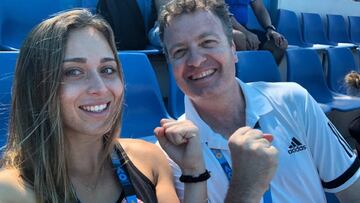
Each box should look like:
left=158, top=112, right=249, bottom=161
left=301, top=89, right=360, bottom=193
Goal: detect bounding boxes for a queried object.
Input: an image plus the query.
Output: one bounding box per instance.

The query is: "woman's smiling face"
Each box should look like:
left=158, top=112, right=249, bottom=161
left=60, top=26, right=123, bottom=137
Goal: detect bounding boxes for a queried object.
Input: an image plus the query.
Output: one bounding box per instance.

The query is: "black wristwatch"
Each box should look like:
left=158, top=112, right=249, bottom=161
left=265, top=25, right=276, bottom=32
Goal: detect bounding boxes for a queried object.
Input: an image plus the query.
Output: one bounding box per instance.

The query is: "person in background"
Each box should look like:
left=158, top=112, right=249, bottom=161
left=0, top=9, right=207, bottom=203
left=345, top=71, right=360, bottom=152
left=156, top=0, right=360, bottom=202
left=97, top=0, right=157, bottom=50
left=227, top=0, right=288, bottom=63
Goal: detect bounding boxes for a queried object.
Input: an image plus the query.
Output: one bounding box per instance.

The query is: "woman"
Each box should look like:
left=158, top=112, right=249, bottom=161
left=0, top=9, right=207, bottom=203
left=345, top=71, right=360, bottom=151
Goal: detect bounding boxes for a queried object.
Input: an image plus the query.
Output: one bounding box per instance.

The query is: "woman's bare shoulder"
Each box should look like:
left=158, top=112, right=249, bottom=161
left=116, top=138, right=170, bottom=180
left=117, top=138, right=165, bottom=158
left=0, top=168, right=36, bottom=203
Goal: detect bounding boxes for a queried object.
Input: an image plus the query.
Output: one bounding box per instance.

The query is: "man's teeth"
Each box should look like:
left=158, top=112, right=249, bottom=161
left=191, top=69, right=215, bottom=80
left=81, top=104, right=108, bottom=112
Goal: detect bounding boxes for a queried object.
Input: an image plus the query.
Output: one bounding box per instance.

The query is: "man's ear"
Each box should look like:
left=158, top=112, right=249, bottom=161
left=231, top=40, right=238, bottom=63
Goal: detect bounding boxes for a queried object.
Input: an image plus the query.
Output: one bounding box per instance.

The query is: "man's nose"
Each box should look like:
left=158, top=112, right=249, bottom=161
left=186, top=48, right=206, bottom=68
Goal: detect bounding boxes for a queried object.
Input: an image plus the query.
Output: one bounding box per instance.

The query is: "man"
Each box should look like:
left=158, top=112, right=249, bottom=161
left=151, top=0, right=287, bottom=63
left=155, top=0, right=360, bottom=202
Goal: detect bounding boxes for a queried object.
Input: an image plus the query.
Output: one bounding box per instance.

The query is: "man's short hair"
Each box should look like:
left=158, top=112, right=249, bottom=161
left=158, top=0, right=233, bottom=52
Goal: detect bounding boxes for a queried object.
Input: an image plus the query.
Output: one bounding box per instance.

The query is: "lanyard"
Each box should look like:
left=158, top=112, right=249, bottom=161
left=111, top=148, right=138, bottom=203
left=209, top=122, right=272, bottom=203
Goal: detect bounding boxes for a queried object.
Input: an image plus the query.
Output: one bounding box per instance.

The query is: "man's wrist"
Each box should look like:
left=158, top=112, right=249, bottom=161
left=181, top=164, right=206, bottom=176
left=265, top=25, right=276, bottom=32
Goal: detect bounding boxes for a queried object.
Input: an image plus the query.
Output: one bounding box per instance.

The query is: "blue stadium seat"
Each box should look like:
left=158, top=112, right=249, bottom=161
left=286, top=48, right=360, bottom=112
left=81, top=0, right=98, bottom=13
left=0, top=0, right=82, bottom=50
left=276, top=9, right=312, bottom=48
left=235, top=50, right=281, bottom=82
left=0, top=51, right=18, bottom=152
left=236, top=51, right=336, bottom=112
left=326, top=47, right=358, bottom=94
left=327, top=14, right=357, bottom=48
left=118, top=52, right=170, bottom=142
left=167, top=65, right=184, bottom=119
left=301, top=12, right=335, bottom=47
left=348, top=16, right=360, bottom=44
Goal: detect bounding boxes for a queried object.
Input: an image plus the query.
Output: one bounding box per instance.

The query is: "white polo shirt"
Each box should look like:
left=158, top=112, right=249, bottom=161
left=165, top=80, right=360, bottom=203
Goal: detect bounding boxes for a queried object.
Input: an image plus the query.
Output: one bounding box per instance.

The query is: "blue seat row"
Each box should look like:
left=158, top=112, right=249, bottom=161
left=0, top=0, right=84, bottom=50
left=276, top=9, right=359, bottom=50
left=287, top=48, right=360, bottom=112
left=0, top=0, right=161, bottom=54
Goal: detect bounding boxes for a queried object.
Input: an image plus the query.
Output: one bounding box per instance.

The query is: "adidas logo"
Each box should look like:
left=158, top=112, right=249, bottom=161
left=288, top=137, right=306, bottom=154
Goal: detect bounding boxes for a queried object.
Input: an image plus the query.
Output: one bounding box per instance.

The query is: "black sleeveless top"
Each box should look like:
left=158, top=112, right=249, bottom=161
left=77, top=144, right=157, bottom=203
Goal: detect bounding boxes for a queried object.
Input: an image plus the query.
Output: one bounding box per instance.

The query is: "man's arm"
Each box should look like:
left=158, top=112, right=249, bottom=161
left=250, top=0, right=272, bottom=30
left=230, top=16, right=260, bottom=50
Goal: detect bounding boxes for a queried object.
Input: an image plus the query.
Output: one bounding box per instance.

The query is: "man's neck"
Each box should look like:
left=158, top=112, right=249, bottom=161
left=191, top=82, right=246, bottom=139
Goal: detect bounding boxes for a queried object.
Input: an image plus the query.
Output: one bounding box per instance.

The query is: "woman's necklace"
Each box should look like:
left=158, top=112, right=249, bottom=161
left=74, top=165, right=104, bottom=192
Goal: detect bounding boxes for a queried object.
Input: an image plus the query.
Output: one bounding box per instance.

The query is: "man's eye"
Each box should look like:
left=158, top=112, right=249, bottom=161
left=202, top=40, right=217, bottom=47
left=173, top=49, right=186, bottom=59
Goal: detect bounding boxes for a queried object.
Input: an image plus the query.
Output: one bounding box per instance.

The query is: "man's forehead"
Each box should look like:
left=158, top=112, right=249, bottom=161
left=168, top=9, right=217, bottom=25
left=164, top=9, right=222, bottom=38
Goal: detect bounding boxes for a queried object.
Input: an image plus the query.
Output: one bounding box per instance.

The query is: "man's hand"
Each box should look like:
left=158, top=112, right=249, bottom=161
left=227, top=127, right=278, bottom=201
left=155, top=119, right=205, bottom=174
left=245, top=31, right=261, bottom=50
left=266, top=30, right=288, bottom=49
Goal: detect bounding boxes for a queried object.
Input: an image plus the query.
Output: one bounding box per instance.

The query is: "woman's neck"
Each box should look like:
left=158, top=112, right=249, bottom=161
left=65, top=132, right=106, bottom=174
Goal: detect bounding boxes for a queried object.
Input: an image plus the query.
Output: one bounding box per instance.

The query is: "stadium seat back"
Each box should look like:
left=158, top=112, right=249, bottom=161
left=276, top=9, right=309, bottom=47
left=0, top=0, right=82, bottom=50
left=119, top=53, right=169, bottom=141
left=302, top=12, right=330, bottom=45
left=236, top=50, right=281, bottom=82
left=167, top=65, right=184, bottom=119
left=327, top=47, right=357, bottom=94
left=348, top=16, right=360, bottom=44
left=286, top=49, right=333, bottom=103
left=327, top=14, right=351, bottom=43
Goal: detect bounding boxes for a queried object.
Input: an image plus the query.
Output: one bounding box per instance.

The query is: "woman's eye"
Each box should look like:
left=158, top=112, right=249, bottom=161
left=101, top=66, right=117, bottom=75
left=64, top=68, right=82, bottom=77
